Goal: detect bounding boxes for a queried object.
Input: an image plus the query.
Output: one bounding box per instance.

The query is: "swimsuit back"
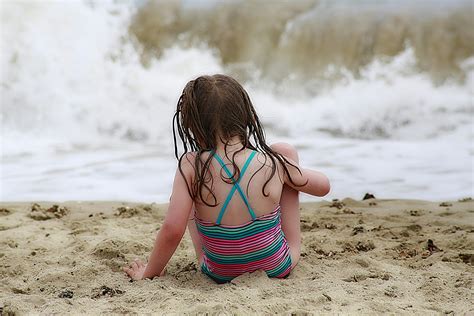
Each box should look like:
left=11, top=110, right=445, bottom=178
left=195, top=150, right=292, bottom=283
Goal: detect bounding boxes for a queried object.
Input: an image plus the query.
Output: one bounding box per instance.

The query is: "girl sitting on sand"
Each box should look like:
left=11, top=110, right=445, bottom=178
left=123, top=74, right=330, bottom=283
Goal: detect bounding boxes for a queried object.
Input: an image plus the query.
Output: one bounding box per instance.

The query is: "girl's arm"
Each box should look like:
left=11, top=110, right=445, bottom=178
left=282, top=157, right=330, bottom=197
left=124, top=157, right=194, bottom=280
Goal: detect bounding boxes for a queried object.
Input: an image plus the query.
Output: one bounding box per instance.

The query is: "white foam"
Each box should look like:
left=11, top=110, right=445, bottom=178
left=1, top=1, right=472, bottom=202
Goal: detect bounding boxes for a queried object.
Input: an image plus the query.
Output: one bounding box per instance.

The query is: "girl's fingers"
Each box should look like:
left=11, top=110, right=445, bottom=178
left=123, top=260, right=143, bottom=278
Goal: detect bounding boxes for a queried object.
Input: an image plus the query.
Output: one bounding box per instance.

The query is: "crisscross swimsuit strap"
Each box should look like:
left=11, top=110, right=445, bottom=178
left=212, top=150, right=257, bottom=225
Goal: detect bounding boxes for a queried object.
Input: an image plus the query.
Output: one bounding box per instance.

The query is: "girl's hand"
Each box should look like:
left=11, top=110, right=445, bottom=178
left=123, top=259, right=147, bottom=280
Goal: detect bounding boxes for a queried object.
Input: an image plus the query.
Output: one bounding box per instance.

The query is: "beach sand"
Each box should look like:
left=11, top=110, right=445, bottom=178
left=0, top=198, right=472, bottom=314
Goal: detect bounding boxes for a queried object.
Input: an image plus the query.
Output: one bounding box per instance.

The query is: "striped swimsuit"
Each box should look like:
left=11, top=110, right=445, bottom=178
left=194, top=150, right=293, bottom=283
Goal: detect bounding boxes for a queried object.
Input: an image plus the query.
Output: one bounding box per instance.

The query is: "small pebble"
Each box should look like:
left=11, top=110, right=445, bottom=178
left=362, top=193, right=376, bottom=200
left=58, top=289, right=74, bottom=299
left=439, top=202, right=453, bottom=207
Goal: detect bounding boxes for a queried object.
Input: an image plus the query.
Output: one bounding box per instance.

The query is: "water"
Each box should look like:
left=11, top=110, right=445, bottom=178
left=1, top=0, right=473, bottom=202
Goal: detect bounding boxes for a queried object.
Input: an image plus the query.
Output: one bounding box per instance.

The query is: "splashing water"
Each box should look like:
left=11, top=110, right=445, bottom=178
left=1, top=0, right=473, bottom=202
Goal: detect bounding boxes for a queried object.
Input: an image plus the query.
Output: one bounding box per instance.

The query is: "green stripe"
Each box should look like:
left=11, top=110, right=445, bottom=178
left=197, top=215, right=278, bottom=233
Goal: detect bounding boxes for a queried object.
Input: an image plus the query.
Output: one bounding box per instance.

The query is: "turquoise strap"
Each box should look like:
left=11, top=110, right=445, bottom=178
left=213, top=151, right=257, bottom=225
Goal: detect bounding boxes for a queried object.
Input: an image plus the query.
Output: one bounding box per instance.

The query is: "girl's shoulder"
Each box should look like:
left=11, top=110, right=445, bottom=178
left=177, top=150, right=212, bottom=174
left=178, top=150, right=211, bottom=165
left=177, top=152, right=199, bottom=180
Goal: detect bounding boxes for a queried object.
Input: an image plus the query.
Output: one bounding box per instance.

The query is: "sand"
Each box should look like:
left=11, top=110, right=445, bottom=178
left=0, top=198, right=472, bottom=315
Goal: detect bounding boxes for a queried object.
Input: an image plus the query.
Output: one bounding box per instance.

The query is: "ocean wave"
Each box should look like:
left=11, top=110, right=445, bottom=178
left=130, top=0, right=474, bottom=83
left=1, top=0, right=473, bottom=150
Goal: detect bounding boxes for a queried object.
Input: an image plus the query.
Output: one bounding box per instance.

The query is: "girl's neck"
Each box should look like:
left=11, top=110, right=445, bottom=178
left=215, top=136, right=245, bottom=154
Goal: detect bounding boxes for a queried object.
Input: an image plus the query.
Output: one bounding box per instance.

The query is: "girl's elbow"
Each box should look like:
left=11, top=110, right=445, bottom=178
left=160, top=222, right=185, bottom=243
left=314, top=176, right=330, bottom=196
left=320, top=178, right=330, bottom=196
left=306, top=170, right=330, bottom=196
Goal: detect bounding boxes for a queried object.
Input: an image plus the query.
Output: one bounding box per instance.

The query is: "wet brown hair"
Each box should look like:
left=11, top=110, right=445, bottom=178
left=173, top=74, right=303, bottom=206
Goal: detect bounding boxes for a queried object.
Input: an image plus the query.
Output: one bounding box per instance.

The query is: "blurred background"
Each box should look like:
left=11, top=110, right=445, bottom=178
left=1, top=0, right=473, bottom=202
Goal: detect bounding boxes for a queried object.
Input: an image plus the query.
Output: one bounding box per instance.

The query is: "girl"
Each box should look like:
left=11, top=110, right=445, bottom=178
left=123, top=74, right=330, bottom=283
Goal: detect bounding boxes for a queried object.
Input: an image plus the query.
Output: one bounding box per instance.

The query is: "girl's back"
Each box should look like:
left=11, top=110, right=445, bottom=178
left=194, top=147, right=284, bottom=225
left=191, top=147, right=293, bottom=283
